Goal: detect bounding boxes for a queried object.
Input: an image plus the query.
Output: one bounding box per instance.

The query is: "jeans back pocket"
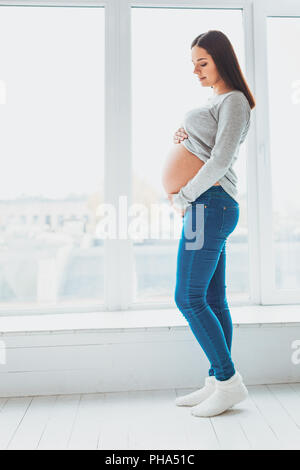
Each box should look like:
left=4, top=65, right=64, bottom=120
left=220, top=205, right=240, bottom=235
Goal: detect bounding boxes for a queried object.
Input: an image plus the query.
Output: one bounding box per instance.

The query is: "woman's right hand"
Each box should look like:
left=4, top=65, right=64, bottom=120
left=173, top=127, right=188, bottom=144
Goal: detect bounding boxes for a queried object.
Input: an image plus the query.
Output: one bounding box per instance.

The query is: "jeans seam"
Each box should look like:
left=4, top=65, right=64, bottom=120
left=215, top=248, right=228, bottom=352
left=214, top=242, right=235, bottom=377
left=220, top=206, right=225, bottom=232
left=209, top=250, right=233, bottom=379
left=186, top=234, right=227, bottom=380
left=178, top=195, right=235, bottom=380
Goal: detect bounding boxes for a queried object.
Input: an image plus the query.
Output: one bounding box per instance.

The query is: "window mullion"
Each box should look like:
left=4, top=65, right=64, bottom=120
left=242, top=0, right=262, bottom=304
left=104, top=0, right=134, bottom=310
left=252, top=0, right=275, bottom=303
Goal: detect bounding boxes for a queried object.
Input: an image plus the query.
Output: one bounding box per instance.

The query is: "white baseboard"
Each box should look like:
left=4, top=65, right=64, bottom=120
left=0, top=323, right=300, bottom=397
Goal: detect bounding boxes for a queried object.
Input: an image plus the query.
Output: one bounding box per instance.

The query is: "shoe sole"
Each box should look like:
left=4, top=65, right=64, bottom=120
left=175, top=397, right=214, bottom=407
left=175, top=388, right=216, bottom=407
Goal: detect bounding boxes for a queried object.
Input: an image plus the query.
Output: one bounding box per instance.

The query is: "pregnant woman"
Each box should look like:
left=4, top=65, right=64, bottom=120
left=162, top=30, right=256, bottom=417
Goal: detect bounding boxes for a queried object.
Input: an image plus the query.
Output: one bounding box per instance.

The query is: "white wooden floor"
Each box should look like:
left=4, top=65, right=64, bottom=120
left=0, top=384, right=300, bottom=450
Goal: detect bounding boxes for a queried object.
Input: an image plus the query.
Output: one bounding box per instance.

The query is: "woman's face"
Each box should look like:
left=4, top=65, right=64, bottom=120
left=191, top=46, right=221, bottom=88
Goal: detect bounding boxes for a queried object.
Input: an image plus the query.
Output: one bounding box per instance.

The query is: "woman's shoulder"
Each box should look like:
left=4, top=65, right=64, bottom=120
left=219, top=90, right=250, bottom=110
left=213, top=90, right=251, bottom=121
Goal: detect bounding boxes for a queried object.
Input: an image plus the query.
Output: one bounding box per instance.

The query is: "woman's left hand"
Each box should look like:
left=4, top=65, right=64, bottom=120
left=167, top=193, right=186, bottom=218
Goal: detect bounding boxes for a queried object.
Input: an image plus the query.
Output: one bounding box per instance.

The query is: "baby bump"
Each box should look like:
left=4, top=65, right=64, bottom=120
left=162, top=143, right=220, bottom=194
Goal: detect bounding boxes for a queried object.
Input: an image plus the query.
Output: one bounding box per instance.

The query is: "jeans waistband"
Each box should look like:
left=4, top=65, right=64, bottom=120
left=198, top=186, right=227, bottom=198
left=194, top=186, right=238, bottom=206
left=207, top=186, right=226, bottom=193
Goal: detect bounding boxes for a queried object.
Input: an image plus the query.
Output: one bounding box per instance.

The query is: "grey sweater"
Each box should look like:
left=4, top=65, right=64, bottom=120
left=172, top=89, right=251, bottom=211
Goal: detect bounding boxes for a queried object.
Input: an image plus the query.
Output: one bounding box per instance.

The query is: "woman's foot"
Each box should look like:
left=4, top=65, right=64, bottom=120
left=175, top=376, right=216, bottom=407
left=191, top=371, right=248, bottom=417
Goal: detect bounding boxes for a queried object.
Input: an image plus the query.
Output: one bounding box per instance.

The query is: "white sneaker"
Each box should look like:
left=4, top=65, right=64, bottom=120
left=191, top=371, right=248, bottom=417
left=175, top=376, right=216, bottom=407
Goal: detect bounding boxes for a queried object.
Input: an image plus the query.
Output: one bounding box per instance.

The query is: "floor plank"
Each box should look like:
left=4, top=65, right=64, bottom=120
left=268, top=384, right=300, bottom=428
left=248, top=385, right=300, bottom=450
left=37, top=394, right=81, bottom=450
left=1, top=383, right=300, bottom=450
left=7, top=395, right=57, bottom=450
left=175, top=388, right=220, bottom=450
left=0, top=397, right=32, bottom=450
left=127, top=389, right=189, bottom=450
left=67, top=393, right=105, bottom=450
left=210, top=407, right=251, bottom=450
left=97, top=391, right=131, bottom=450
left=234, top=387, right=280, bottom=450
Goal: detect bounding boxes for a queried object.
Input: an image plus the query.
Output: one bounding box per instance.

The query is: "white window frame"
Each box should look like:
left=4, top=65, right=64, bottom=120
left=253, top=0, right=300, bottom=304
left=0, top=0, right=299, bottom=316
left=111, top=0, right=259, bottom=311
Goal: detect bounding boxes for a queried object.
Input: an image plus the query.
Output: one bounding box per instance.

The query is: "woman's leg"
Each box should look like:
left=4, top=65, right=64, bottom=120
left=206, top=241, right=234, bottom=378
left=174, top=203, right=235, bottom=382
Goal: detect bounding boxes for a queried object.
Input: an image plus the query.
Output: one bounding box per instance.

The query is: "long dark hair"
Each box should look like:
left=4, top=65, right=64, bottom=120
left=191, top=30, right=256, bottom=109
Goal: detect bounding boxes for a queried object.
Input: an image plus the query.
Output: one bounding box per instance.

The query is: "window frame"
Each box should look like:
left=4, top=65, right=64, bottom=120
left=253, top=0, right=300, bottom=303
left=111, top=0, right=259, bottom=310
left=1, top=0, right=299, bottom=316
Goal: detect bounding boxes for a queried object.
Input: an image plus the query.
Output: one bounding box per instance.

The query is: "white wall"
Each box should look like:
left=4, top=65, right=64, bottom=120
left=0, top=323, right=300, bottom=397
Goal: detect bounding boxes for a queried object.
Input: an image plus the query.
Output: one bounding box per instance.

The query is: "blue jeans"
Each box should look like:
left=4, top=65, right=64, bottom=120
left=174, top=186, right=239, bottom=381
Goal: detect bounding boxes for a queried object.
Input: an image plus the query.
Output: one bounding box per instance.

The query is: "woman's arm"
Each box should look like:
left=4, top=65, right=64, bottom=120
left=172, top=93, right=251, bottom=211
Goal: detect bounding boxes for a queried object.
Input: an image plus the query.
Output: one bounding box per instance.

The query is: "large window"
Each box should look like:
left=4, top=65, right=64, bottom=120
left=2, top=0, right=300, bottom=315
left=0, top=5, right=105, bottom=314
left=253, top=0, right=300, bottom=304
left=267, top=17, right=300, bottom=290
left=131, top=7, right=249, bottom=304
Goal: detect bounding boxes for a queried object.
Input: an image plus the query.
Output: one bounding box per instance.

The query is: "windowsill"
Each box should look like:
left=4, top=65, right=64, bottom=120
left=0, top=304, right=300, bottom=336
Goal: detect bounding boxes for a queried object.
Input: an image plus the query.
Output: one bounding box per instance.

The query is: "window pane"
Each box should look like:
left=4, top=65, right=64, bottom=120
left=267, top=17, right=300, bottom=289
left=0, top=6, right=105, bottom=314
left=132, top=7, right=249, bottom=304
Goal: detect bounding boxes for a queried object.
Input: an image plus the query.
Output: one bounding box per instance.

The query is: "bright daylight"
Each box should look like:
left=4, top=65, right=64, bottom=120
left=0, top=0, right=300, bottom=453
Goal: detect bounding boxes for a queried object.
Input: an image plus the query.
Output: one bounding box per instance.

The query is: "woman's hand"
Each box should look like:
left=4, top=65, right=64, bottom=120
left=173, top=127, right=188, bottom=144
left=167, top=193, right=186, bottom=218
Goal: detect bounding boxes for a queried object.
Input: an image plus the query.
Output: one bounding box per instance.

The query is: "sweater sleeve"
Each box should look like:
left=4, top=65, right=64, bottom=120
left=172, top=93, right=250, bottom=211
